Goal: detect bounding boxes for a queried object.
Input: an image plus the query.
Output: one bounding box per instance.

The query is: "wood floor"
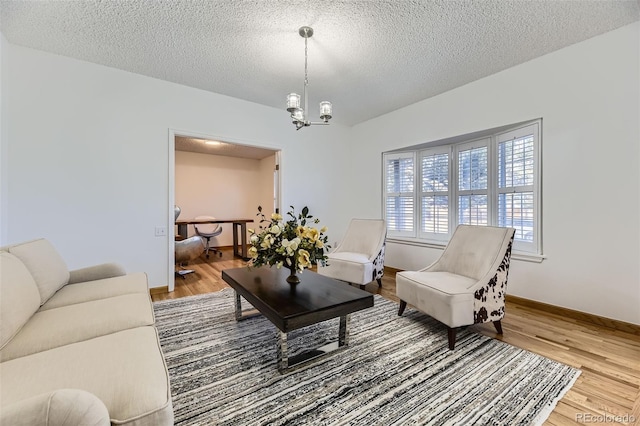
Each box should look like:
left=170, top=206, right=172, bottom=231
left=154, top=248, right=640, bottom=426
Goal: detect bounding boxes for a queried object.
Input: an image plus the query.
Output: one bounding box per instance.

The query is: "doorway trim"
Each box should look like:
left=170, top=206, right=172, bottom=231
left=167, top=128, right=282, bottom=292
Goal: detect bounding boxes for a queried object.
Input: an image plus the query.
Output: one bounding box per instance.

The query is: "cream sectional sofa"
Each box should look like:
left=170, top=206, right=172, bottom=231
left=0, top=239, right=173, bottom=425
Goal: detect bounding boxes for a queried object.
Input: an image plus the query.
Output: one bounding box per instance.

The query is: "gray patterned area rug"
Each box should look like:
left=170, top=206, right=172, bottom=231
left=154, top=289, right=580, bottom=426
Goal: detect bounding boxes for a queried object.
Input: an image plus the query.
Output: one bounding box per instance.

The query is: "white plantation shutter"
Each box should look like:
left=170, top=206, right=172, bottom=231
left=497, top=123, right=539, bottom=252
left=384, top=152, right=416, bottom=237
left=457, top=140, right=489, bottom=226
left=382, top=120, right=541, bottom=255
left=419, top=148, right=450, bottom=240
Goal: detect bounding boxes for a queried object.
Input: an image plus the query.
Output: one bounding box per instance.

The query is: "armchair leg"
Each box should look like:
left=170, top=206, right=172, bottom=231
left=493, top=320, right=503, bottom=334
left=398, top=300, right=407, bottom=316
left=447, top=327, right=457, bottom=350
left=376, top=278, right=382, bottom=287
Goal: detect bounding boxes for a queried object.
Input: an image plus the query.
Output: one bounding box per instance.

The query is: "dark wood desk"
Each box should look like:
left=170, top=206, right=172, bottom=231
left=222, top=267, right=374, bottom=372
left=175, top=218, right=254, bottom=260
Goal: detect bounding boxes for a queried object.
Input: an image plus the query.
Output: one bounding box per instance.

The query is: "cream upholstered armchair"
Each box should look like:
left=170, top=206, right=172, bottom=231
left=317, top=219, right=386, bottom=290
left=396, top=225, right=515, bottom=350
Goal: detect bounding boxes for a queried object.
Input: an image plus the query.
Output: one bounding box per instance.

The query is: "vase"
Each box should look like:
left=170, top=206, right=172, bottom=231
left=286, top=266, right=301, bottom=284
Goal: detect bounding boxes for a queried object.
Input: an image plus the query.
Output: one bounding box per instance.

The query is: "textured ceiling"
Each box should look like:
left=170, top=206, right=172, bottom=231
left=175, top=136, right=277, bottom=160
left=1, top=1, right=638, bottom=126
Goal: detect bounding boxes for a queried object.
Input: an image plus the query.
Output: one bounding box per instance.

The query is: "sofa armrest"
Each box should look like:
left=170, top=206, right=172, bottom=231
left=68, top=263, right=126, bottom=284
left=0, top=389, right=110, bottom=426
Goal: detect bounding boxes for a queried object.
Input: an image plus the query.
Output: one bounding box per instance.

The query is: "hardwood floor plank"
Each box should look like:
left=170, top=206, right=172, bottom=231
left=549, top=402, right=585, bottom=425
left=152, top=248, right=640, bottom=425
left=545, top=414, right=577, bottom=426
left=631, top=394, right=640, bottom=426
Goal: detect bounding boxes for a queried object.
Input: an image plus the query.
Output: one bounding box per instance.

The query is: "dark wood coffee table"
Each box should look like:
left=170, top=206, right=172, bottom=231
left=221, top=267, right=374, bottom=372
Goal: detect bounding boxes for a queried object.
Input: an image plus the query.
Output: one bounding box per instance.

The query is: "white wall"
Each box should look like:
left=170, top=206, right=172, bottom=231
left=350, top=23, right=640, bottom=324
left=174, top=151, right=275, bottom=245
left=0, top=33, right=8, bottom=243
left=3, top=23, right=637, bottom=324
left=1, top=42, right=352, bottom=288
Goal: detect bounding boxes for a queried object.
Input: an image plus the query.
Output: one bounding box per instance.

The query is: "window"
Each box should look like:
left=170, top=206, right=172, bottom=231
left=496, top=127, right=537, bottom=252
left=457, top=140, right=489, bottom=226
left=382, top=121, right=541, bottom=255
left=383, top=152, right=415, bottom=237
left=419, top=148, right=449, bottom=240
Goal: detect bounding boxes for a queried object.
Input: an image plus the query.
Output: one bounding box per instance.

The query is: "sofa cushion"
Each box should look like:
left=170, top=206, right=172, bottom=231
left=0, top=327, right=174, bottom=426
left=0, top=293, right=155, bottom=361
left=0, top=389, right=110, bottom=426
left=68, top=262, right=127, bottom=284
left=39, top=272, right=149, bottom=311
left=0, top=252, right=41, bottom=349
left=8, top=239, right=70, bottom=305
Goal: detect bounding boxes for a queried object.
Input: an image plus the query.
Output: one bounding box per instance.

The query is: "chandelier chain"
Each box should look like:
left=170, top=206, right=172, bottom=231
left=304, top=30, right=309, bottom=87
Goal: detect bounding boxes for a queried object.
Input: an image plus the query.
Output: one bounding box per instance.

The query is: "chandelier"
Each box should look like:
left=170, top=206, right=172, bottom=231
left=286, top=26, right=332, bottom=130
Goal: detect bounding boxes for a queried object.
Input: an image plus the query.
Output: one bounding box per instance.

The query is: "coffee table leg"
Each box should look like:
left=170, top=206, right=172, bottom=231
left=233, top=290, right=261, bottom=321
left=339, top=314, right=350, bottom=347
left=277, top=315, right=352, bottom=373
left=277, top=330, right=289, bottom=371
left=234, top=291, right=242, bottom=321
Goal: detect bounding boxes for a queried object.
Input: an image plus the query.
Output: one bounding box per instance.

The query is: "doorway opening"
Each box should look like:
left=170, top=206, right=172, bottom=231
left=167, top=130, right=281, bottom=291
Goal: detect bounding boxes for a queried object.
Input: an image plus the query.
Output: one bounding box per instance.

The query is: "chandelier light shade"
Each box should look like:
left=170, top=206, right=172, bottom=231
left=286, top=26, right=332, bottom=130
left=286, top=93, right=301, bottom=112
left=319, top=101, right=332, bottom=121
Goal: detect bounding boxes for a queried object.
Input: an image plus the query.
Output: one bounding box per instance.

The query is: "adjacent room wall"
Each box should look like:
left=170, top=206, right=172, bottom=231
left=257, top=154, right=277, bottom=221
left=174, top=150, right=274, bottom=246
left=349, top=22, right=640, bottom=324
left=2, top=42, right=352, bottom=287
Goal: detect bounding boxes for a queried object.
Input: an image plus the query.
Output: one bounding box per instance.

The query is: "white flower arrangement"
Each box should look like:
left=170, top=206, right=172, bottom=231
left=248, top=206, right=330, bottom=273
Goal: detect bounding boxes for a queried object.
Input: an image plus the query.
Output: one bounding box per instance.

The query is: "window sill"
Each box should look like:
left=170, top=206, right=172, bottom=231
left=386, top=237, right=545, bottom=263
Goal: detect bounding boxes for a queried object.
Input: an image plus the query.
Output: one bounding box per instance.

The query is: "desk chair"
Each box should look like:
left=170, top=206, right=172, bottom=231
left=194, top=216, right=223, bottom=258
left=175, top=236, right=205, bottom=278
left=174, top=205, right=185, bottom=240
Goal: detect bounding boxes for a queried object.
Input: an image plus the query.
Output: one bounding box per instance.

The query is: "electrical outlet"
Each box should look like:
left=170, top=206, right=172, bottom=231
left=155, top=227, right=167, bottom=237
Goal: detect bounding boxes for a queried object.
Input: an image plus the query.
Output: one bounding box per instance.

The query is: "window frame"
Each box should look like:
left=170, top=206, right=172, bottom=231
left=494, top=123, right=540, bottom=253
left=383, top=151, right=417, bottom=238
left=417, top=145, right=452, bottom=242
left=454, top=137, right=491, bottom=228
left=382, top=120, right=542, bottom=257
